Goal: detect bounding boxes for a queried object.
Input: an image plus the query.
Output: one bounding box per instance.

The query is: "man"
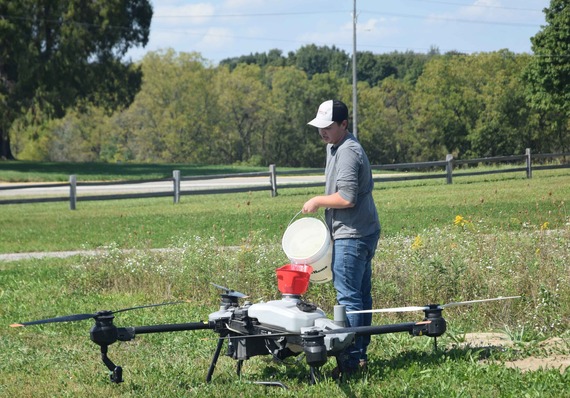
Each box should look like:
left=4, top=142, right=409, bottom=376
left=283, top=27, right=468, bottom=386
left=302, top=99, right=381, bottom=377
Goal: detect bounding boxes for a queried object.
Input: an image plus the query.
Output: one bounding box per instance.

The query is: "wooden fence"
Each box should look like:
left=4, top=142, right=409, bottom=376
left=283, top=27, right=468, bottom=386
left=0, top=149, right=568, bottom=209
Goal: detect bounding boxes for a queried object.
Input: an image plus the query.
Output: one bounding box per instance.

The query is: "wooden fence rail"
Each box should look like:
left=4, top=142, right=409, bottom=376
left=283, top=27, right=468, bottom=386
left=0, top=149, right=568, bottom=209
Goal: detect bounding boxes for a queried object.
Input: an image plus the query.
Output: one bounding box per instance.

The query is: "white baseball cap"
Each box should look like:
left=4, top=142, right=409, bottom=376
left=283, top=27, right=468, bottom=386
left=307, top=100, right=349, bottom=128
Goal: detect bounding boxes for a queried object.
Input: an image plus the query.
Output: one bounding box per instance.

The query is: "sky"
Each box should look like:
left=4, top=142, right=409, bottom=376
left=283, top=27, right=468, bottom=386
left=126, top=0, right=551, bottom=64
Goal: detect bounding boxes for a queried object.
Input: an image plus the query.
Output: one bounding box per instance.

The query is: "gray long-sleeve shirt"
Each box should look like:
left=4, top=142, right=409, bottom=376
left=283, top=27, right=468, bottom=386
left=324, top=133, right=381, bottom=239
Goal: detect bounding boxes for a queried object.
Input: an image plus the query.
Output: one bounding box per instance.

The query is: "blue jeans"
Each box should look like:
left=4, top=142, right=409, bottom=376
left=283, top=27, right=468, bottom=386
left=332, top=230, right=380, bottom=369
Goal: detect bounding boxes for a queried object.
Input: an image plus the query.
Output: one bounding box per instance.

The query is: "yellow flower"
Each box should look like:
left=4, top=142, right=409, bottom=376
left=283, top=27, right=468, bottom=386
left=454, top=214, right=474, bottom=230
left=540, top=222, right=549, bottom=231
left=454, top=215, right=465, bottom=226
left=411, top=235, right=423, bottom=250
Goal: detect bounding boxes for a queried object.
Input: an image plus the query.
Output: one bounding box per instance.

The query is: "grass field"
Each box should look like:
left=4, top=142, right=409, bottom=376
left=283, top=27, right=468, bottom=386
left=1, top=164, right=569, bottom=397
left=0, top=160, right=268, bottom=182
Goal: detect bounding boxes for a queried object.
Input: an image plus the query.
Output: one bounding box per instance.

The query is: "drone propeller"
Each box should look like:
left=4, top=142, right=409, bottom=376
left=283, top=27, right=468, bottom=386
left=211, top=283, right=248, bottom=298
left=439, top=296, right=521, bottom=308
left=347, top=296, right=520, bottom=315
left=10, top=301, right=187, bottom=328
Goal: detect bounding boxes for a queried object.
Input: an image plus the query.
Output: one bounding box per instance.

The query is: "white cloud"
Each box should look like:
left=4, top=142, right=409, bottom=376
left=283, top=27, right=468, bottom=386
left=458, top=0, right=507, bottom=20
left=222, top=0, right=267, bottom=10
left=153, top=2, right=216, bottom=27
left=198, top=27, right=235, bottom=49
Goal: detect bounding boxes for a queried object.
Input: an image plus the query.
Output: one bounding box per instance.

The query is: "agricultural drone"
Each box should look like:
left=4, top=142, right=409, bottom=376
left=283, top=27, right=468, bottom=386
left=10, top=264, right=520, bottom=385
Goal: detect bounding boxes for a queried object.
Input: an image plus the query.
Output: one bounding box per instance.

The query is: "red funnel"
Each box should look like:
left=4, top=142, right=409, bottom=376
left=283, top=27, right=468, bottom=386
left=276, top=264, right=313, bottom=295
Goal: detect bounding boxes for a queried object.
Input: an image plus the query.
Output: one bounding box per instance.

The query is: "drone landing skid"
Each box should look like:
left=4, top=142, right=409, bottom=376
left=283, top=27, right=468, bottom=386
left=100, top=345, right=123, bottom=383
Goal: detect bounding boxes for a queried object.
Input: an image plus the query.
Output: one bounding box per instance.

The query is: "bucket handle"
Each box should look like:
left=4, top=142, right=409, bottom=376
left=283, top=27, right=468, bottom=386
left=288, top=210, right=329, bottom=232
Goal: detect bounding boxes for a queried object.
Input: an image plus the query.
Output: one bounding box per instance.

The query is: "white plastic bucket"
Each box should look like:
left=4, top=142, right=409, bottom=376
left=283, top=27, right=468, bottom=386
left=282, top=217, right=333, bottom=284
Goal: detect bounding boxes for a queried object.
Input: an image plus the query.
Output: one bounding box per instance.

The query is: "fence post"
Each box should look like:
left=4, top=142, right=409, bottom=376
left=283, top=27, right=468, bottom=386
left=173, top=170, right=181, bottom=204
left=525, top=148, right=532, bottom=179
left=445, top=154, right=454, bottom=184
left=269, top=164, right=277, bottom=197
left=69, top=175, right=77, bottom=210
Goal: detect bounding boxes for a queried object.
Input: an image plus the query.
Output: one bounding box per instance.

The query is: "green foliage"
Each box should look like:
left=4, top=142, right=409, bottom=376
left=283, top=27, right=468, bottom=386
left=413, top=51, right=551, bottom=159
left=3, top=4, right=570, bottom=165
left=294, top=44, right=351, bottom=80
left=213, top=64, right=272, bottom=164
left=523, top=0, right=570, bottom=152
left=120, top=49, right=216, bottom=163
left=263, top=66, right=317, bottom=166
left=525, top=0, right=570, bottom=115
left=358, top=77, right=416, bottom=163
left=0, top=0, right=153, bottom=159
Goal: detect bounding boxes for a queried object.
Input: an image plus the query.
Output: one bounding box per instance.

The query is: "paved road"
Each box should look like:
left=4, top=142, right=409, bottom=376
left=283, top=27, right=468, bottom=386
left=0, top=175, right=325, bottom=197
left=0, top=250, right=105, bottom=262
left=0, top=248, right=187, bottom=262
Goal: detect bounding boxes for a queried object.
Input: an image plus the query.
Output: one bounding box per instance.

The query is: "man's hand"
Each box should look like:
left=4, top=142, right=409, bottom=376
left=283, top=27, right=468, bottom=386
left=302, top=197, right=321, bottom=213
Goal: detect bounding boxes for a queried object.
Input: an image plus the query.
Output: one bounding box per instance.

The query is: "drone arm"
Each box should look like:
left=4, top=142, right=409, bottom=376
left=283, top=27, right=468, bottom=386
left=109, top=322, right=215, bottom=343
left=324, top=322, right=418, bottom=337
left=323, top=320, right=443, bottom=338
left=132, top=321, right=214, bottom=335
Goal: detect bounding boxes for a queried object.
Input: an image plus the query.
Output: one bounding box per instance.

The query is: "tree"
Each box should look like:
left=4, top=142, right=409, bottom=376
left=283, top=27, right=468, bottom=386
left=358, top=77, right=416, bottom=164
left=356, top=51, right=397, bottom=87
left=213, top=64, right=271, bottom=164
left=118, top=50, right=215, bottom=163
left=523, top=0, right=570, bottom=152
left=264, top=66, right=317, bottom=167
left=412, top=54, right=482, bottom=158
left=219, top=49, right=288, bottom=71
left=294, top=45, right=350, bottom=79
left=0, top=0, right=153, bottom=159
left=470, top=51, right=540, bottom=156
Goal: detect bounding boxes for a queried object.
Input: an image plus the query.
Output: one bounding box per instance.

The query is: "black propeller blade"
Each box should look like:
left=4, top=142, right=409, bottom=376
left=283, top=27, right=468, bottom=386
left=211, top=283, right=248, bottom=298
left=347, top=296, right=521, bottom=315
left=10, top=301, right=187, bottom=328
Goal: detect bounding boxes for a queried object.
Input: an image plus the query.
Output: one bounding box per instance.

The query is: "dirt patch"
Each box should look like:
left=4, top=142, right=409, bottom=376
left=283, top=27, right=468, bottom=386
left=503, top=355, right=570, bottom=373
left=461, top=332, right=515, bottom=348
left=455, top=333, right=570, bottom=373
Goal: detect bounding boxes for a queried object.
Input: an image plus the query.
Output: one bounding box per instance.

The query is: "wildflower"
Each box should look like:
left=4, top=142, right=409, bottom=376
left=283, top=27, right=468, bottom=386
left=454, top=215, right=472, bottom=229
left=540, top=222, right=549, bottom=231
left=454, top=215, right=465, bottom=226
left=411, top=235, right=423, bottom=250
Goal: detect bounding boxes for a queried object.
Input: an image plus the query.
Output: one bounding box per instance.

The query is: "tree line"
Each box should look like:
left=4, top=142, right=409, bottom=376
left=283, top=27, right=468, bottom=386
left=2, top=0, right=569, bottom=168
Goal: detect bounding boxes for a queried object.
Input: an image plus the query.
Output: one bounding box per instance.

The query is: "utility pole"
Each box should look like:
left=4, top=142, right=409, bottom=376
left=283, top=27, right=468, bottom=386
left=352, top=0, right=358, bottom=139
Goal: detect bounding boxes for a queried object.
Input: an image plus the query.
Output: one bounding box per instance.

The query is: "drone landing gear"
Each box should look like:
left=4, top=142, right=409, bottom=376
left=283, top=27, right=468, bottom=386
left=309, top=366, right=323, bottom=385
left=206, top=338, right=225, bottom=382
left=236, top=359, right=244, bottom=378
left=100, top=345, right=123, bottom=383
left=206, top=338, right=246, bottom=382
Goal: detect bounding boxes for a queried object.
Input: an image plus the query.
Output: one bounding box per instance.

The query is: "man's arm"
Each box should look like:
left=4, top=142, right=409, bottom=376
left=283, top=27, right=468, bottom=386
left=302, top=192, right=354, bottom=214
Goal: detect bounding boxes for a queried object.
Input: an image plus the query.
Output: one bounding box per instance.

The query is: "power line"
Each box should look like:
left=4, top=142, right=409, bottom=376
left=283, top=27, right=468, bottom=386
left=399, top=0, right=545, bottom=13
left=1, top=2, right=553, bottom=59
left=153, top=10, right=350, bottom=19
left=360, top=10, right=543, bottom=28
